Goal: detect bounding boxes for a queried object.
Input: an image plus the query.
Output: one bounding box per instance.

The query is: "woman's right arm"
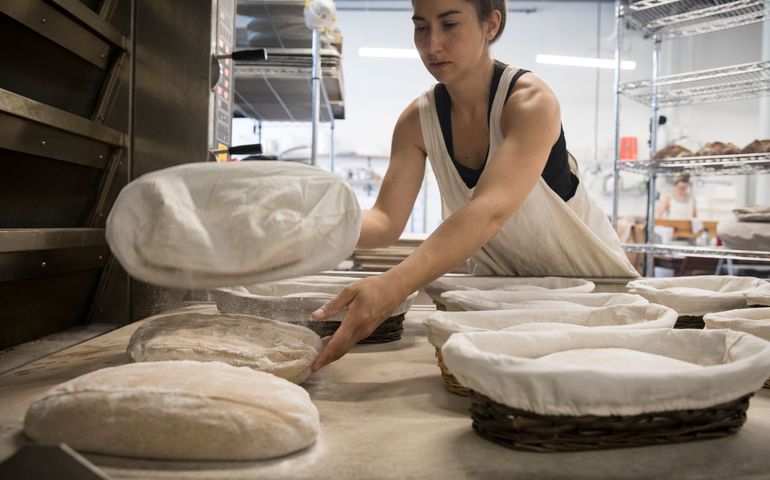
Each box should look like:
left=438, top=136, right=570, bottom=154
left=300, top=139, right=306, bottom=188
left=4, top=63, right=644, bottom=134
left=655, top=194, right=671, bottom=219
left=357, top=100, right=428, bottom=249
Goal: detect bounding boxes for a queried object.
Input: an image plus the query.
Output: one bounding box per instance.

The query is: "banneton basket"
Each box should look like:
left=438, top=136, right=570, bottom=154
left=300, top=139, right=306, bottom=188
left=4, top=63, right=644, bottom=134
left=212, top=276, right=416, bottom=344
left=705, top=307, right=770, bottom=389
left=441, top=329, right=770, bottom=451
left=424, top=304, right=678, bottom=396
left=425, top=276, right=595, bottom=311
left=627, top=276, right=769, bottom=329
left=440, top=290, right=648, bottom=312
left=744, top=281, right=770, bottom=307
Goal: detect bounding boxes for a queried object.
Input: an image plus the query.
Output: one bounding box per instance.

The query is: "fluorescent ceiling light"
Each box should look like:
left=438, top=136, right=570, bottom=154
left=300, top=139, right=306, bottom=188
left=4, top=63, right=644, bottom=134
left=359, top=47, right=419, bottom=59
left=536, top=54, right=636, bottom=71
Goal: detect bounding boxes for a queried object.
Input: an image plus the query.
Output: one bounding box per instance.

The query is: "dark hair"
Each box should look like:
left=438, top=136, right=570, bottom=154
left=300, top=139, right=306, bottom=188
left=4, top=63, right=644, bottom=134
left=466, top=0, right=507, bottom=43
left=412, top=0, right=508, bottom=43
left=674, top=173, right=690, bottom=184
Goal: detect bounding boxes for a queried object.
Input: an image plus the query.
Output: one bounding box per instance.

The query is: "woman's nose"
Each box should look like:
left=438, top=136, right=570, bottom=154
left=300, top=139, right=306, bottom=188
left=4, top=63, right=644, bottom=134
left=427, top=29, right=443, bottom=54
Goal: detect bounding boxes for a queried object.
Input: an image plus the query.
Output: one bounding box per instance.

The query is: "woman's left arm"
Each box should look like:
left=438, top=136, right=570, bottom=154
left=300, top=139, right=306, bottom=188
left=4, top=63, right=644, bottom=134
left=311, top=76, right=561, bottom=370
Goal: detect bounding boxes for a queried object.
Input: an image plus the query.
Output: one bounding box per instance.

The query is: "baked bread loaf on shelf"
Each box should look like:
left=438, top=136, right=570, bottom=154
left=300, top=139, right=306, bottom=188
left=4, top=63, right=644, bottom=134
left=652, top=144, right=692, bottom=160
left=695, top=141, right=742, bottom=156
left=742, top=139, right=770, bottom=154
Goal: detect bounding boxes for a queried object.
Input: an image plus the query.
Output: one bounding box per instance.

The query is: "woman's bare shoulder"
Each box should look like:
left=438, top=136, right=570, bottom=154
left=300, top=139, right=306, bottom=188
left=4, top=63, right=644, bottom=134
left=501, top=71, right=561, bottom=139
left=508, top=71, right=560, bottom=115
left=393, top=97, right=427, bottom=153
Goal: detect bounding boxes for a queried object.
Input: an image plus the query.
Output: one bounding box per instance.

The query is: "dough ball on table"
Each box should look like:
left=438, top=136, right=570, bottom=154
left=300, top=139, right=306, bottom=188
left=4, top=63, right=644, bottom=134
left=106, top=162, right=361, bottom=289
left=24, top=361, right=320, bottom=461
left=127, top=312, right=322, bottom=384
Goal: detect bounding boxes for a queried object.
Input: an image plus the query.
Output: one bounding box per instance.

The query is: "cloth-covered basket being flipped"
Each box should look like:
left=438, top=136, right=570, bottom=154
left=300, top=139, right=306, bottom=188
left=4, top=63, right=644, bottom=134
left=106, top=163, right=361, bottom=290
left=424, top=303, right=678, bottom=396
left=441, top=328, right=770, bottom=452
left=627, top=275, right=770, bottom=329
left=213, top=276, right=416, bottom=344
left=425, top=276, right=595, bottom=311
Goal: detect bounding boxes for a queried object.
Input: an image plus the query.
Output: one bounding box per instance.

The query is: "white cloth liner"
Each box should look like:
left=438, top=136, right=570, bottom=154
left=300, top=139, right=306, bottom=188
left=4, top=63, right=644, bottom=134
left=440, top=290, right=648, bottom=312
left=213, top=276, right=416, bottom=323
left=745, top=283, right=770, bottom=306
left=704, top=308, right=770, bottom=342
left=106, top=162, right=361, bottom=289
left=626, top=275, right=769, bottom=316
left=717, top=220, right=770, bottom=251
left=425, top=276, right=595, bottom=307
left=418, top=66, right=639, bottom=278
left=733, top=206, right=770, bottom=222
left=425, top=304, right=677, bottom=349
left=441, top=329, right=770, bottom=416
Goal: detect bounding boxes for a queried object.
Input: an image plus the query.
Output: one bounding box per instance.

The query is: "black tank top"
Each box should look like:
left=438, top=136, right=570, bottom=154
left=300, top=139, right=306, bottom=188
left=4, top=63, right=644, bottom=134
left=433, top=61, right=578, bottom=201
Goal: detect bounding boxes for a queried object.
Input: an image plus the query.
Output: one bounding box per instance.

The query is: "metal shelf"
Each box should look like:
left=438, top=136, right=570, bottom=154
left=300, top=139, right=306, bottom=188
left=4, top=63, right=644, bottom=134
left=234, top=49, right=344, bottom=122
left=620, top=61, right=770, bottom=107
left=620, top=152, right=770, bottom=175
left=625, top=0, right=770, bottom=39
left=622, top=243, right=770, bottom=262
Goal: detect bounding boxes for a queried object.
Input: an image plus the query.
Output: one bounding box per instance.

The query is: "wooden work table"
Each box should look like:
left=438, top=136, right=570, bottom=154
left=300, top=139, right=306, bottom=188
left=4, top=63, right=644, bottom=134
left=1, top=304, right=769, bottom=480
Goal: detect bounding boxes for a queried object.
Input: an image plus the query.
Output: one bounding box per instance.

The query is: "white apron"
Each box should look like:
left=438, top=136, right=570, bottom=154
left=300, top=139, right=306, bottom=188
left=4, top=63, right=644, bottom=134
left=417, top=66, right=639, bottom=278
left=668, top=194, right=695, bottom=219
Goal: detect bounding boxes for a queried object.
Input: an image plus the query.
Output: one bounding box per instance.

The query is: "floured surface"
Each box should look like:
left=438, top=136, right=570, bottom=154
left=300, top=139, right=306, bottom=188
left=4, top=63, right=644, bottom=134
left=23, top=361, right=320, bottom=461
left=1, top=304, right=770, bottom=479
left=539, top=348, right=701, bottom=371
left=127, top=312, right=322, bottom=384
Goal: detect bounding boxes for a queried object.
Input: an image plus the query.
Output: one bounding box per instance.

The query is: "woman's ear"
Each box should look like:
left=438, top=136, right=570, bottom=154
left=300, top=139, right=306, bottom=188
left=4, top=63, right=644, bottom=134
left=485, top=10, right=502, bottom=41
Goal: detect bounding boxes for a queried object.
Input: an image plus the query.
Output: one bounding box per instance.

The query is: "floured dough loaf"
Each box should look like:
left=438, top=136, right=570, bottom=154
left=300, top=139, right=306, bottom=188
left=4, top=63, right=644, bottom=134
left=539, top=348, right=701, bottom=371
left=653, top=144, right=692, bottom=160
left=24, top=361, right=320, bottom=461
left=127, top=312, right=322, bottom=384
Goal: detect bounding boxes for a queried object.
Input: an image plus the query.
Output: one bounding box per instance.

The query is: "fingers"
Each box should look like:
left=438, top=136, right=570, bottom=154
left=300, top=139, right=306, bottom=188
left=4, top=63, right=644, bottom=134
left=311, top=322, right=358, bottom=372
left=312, top=286, right=357, bottom=320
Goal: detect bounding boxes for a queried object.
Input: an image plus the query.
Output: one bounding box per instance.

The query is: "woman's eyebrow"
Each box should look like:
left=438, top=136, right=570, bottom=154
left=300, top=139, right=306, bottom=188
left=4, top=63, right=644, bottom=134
left=412, top=10, right=462, bottom=21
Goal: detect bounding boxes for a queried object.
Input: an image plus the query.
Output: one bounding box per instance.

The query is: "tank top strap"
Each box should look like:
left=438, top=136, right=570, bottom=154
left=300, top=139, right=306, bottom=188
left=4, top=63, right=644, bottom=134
left=489, top=67, right=524, bottom=149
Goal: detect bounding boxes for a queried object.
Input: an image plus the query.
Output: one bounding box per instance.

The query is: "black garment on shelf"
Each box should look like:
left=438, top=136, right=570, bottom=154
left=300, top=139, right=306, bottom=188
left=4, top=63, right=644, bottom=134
left=433, top=61, right=579, bottom=201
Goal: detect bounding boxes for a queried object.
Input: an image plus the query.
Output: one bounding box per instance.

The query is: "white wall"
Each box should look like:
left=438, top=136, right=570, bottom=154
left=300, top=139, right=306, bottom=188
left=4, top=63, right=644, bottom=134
left=233, top=3, right=767, bottom=230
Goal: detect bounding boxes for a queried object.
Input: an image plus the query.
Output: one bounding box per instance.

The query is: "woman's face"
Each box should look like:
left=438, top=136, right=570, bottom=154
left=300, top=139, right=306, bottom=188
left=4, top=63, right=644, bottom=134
left=675, top=180, right=690, bottom=197
left=412, top=0, right=495, bottom=83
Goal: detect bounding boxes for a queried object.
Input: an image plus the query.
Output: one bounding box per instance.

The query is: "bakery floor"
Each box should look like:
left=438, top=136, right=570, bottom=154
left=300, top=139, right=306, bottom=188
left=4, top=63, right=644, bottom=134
left=1, top=303, right=770, bottom=480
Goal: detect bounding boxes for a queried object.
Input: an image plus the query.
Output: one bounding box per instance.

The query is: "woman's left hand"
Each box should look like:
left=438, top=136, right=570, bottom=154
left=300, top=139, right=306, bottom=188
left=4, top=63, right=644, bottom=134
left=311, top=275, right=407, bottom=371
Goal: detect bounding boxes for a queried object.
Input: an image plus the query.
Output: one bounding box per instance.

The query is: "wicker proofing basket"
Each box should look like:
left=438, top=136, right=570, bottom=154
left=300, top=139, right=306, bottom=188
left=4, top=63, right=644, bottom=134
left=434, top=348, right=470, bottom=396
left=469, top=391, right=752, bottom=452
left=674, top=315, right=705, bottom=329
left=302, top=314, right=406, bottom=344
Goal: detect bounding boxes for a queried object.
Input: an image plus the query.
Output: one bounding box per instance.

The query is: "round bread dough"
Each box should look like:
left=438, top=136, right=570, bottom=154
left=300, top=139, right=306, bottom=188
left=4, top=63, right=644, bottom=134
left=24, top=361, right=320, bottom=461
left=539, top=348, right=701, bottom=372
left=127, top=312, right=322, bottom=384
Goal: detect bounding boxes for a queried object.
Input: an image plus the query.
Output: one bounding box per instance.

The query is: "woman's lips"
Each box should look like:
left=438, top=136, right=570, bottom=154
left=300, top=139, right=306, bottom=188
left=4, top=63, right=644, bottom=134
left=429, top=61, right=451, bottom=70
